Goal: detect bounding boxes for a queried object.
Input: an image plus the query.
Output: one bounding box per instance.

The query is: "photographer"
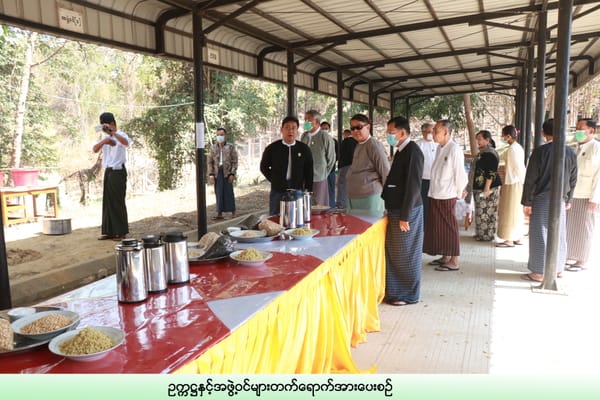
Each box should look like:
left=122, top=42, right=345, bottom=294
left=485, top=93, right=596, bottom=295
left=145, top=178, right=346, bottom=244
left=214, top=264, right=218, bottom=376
left=92, top=112, right=131, bottom=241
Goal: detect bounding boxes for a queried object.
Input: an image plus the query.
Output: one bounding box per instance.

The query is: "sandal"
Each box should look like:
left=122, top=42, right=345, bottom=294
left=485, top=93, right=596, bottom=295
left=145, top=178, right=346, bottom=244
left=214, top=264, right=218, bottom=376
left=435, top=264, right=460, bottom=271
left=427, top=258, right=447, bottom=266
left=384, top=299, right=417, bottom=306
left=520, top=273, right=542, bottom=282
left=495, top=242, right=515, bottom=248
left=565, top=264, right=586, bottom=272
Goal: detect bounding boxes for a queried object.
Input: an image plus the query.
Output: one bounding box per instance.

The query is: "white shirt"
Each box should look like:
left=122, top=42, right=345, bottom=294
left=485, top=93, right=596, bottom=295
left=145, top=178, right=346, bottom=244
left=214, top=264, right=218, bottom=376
left=428, top=139, right=468, bottom=199
left=573, top=138, right=600, bottom=203
left=416, top=139, right=438, bottom=180
left=99, top=130, right=131, bottom=168
left=503, top=142, right=526, bottom=185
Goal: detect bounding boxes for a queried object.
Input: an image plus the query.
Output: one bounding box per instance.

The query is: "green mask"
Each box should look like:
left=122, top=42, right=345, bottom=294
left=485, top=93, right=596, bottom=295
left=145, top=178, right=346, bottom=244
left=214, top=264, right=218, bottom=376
left=575, top=130, right=587, bottom=143
left=303, top=121, right=312, bottom=131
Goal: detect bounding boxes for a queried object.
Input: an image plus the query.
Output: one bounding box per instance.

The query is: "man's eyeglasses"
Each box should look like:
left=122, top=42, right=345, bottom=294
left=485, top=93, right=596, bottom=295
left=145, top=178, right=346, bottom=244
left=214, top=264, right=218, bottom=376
left=350, top=124, right=367, bottom=131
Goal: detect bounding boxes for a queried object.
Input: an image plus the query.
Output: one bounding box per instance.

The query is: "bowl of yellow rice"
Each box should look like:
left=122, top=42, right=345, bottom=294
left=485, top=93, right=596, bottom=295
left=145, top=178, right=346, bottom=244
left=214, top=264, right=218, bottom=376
left=284, top=227, right=320, bottom=240
left=49, top=326, right=125, bottom=362
left=229, top=248, right=272, bottom=266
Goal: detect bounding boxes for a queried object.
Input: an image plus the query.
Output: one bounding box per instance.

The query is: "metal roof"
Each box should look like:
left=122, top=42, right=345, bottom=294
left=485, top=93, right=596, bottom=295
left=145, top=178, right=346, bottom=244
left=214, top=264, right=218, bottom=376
left=1, top=0, right=600, bottom=106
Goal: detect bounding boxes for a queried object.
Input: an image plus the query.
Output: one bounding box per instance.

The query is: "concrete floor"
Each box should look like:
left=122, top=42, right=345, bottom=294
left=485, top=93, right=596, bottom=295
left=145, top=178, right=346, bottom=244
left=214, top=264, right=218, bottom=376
left=351, top=227, right=600, bottom=374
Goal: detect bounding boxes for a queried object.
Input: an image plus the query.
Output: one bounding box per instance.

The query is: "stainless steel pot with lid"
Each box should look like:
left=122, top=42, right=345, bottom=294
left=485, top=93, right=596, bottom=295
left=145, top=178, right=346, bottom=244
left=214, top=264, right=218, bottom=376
left=115, top=239, right=147, bottom=303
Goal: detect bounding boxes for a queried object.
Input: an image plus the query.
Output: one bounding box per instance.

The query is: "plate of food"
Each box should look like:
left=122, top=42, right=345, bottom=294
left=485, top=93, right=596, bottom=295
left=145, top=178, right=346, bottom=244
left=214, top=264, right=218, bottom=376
left=311, top=204, right=331, bottom=214
left=229, top=248, right=273, bottom=266
left=0, top=307, right=67, bottom=357
left=49, top=326, right=125, bottom=362
left=228, top=229, right=277, bottom=243
left=190, top=232, right=235, bottom=262
left=11, top=309, right=80, bottom=342
left=188, top=244, right=229, bottom=264
left=284, top=227, right=320, bottom=240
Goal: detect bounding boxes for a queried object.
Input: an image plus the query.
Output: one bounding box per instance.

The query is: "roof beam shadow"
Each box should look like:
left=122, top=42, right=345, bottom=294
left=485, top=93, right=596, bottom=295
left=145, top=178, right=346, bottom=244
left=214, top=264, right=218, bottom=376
left=203, top=0, right=260, bottom=35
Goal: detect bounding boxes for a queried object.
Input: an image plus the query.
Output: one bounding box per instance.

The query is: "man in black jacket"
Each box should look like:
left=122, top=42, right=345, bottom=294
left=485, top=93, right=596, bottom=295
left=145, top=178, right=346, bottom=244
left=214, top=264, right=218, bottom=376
left=260, top=116, right=314, bottom=215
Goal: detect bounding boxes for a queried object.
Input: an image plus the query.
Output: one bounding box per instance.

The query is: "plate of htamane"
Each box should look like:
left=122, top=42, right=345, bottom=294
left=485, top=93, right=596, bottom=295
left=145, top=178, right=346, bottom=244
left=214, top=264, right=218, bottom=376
left=229, top=248, right=273, bottom=266
left=49, top=326, right=125, bottom=362
left=228, top=229, right=279, bottom=243
left=284, top=227, right=320, bottom=240
left=10, top=309, right=80, bottom=342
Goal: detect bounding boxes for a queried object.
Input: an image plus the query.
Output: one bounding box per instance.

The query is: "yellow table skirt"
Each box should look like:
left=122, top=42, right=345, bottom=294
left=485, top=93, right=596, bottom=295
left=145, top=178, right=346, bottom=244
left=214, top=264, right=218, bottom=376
left=175, top=217, right=387, bottom=374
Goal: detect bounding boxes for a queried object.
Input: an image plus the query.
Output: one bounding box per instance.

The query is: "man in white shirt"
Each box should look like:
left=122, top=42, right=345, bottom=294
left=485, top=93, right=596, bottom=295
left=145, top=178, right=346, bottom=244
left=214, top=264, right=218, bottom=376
left=92, top=112, right=131, bottom=241
left=416, top=122, right=437, bottom=223
left=565, top=118, right=600, bottom=271
left=423, top=120, right=468, bottom=271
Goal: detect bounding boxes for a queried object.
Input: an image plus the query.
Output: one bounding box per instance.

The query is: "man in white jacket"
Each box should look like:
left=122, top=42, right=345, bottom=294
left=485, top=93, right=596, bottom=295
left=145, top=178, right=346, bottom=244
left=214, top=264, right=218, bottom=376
left=565, top=118, right=600, bottom=271
left=423, top=120, right=468, bottom=271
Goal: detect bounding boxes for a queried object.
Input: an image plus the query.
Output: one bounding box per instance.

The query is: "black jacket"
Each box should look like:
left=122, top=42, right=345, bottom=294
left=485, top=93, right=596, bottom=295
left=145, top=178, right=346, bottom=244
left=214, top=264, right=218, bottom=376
left=260, top=140, right=314, bottom=192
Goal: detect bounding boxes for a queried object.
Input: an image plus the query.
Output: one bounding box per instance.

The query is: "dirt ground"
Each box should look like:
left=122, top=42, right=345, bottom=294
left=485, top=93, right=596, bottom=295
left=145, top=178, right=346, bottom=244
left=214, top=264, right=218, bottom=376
left=4, top=181, right=270, bottom=285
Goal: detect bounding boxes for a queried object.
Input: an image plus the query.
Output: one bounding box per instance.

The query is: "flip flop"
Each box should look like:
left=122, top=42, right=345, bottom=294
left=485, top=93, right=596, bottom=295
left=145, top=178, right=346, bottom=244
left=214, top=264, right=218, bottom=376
left=565, top=264, right=586, bottom=272
left=427, top=258, right=446, bottom=266
left=514, top=241, right=523, bottom=245
left=495, top=242, right=515, bottom=248
left=384, top=299, right=417, bottom=306
left=97, top=234, right=112, bottom=240
left=212, top=215, right=225, bottom=220
left=520, top=273, right=542, bottom=282
left=435, top=264, right=460, bottom=271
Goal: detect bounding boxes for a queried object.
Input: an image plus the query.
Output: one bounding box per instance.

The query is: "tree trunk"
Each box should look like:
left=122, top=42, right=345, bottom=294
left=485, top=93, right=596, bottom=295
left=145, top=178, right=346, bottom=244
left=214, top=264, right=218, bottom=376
left=9, top=31, right=37, bottom=171
left=463, top=93, right=478, bottom=156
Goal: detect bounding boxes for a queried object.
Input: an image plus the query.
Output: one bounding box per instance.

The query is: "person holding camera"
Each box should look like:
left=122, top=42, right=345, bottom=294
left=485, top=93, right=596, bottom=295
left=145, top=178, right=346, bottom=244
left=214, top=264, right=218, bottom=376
left=92, top=112, right=131, bottom=241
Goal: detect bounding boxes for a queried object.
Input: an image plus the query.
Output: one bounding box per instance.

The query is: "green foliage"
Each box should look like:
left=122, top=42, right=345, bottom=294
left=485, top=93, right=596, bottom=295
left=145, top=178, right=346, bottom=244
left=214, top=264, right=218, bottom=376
left=395, top=94, right=484, bottom=130
left=123, top=58, right=194, bottom=190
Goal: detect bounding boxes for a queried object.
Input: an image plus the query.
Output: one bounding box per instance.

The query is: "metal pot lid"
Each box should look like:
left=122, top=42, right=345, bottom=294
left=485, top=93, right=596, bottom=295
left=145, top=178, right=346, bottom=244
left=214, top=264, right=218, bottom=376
left=115, top=239, right=142, bottom=250
left=142, top=234, right=162, bottom=248
left=162, top=231, right=187, bottom=242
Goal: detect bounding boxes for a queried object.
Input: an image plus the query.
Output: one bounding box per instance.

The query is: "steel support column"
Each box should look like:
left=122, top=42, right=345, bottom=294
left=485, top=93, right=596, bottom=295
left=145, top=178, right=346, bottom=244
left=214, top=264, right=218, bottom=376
left=535, top=11, right=547, bottom=149
left=337, top=70, right=344, bottom=144
left=368, top=81, right=374, bottom=135
left=543, top=0, right=573, bottom=291
left=193, top=10, right=208, bottom=237
left=287, top=50, right=296, bottom=116
left=519, top=71, right=527, bottom=149
left=515, top=82, right=524, bottom=146
left=0, top=205, right=11, bottom=309
left=525, top=45, right=535, bottom=162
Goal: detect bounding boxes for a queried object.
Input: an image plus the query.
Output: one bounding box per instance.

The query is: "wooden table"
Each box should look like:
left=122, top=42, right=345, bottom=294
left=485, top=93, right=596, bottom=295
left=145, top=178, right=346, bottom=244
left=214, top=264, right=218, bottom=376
left=0, top=185, right=58, bottom=226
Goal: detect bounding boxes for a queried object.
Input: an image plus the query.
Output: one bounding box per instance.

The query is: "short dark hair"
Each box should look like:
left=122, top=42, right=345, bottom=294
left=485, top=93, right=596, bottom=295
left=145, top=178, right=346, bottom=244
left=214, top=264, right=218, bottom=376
left=350, top=114, right=369, bottom=124
left=387, top=116, right=410, bottom=134
left=216, top=127, right=227, bottom=134
left=343, top=129, right=351, bottom=135
left=502, top=125, right=518, bottom=139
left=99, top=112, right=116, bottom=124
left=578, top=118, right=597, bottom=129
left=542, top=119, right=554, bottom=136
left=282, top=115, right=299, bottom=127
left=320, top=121, right=331, bottom=129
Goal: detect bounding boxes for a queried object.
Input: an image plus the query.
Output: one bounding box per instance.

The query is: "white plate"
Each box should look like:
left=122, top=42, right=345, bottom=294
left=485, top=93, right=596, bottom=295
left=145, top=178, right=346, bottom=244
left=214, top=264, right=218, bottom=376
left=49, top=326, right=125, bottom=362
left=11, top=310, right=80, bottom=341
left=284, top=228, right=320, bottom=240
left=229, top=229, right=267, bottom=239
left=229, top=249, right=273, bottom=266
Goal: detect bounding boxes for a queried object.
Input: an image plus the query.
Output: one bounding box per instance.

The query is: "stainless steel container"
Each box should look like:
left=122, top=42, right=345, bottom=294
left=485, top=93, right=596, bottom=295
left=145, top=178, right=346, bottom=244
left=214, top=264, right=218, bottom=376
left=163, top=231, right=190, bottom=284
left=302, top=191, right=312, bottom=223
left=42, top=217, right=72, bottom=235
left=142, top=235, right=168, bottom=294
left=115, top=239, right=147, bottom=303
left=295, top=193, right=304, bottom=227
left=279, top=191, right=297, bottom=229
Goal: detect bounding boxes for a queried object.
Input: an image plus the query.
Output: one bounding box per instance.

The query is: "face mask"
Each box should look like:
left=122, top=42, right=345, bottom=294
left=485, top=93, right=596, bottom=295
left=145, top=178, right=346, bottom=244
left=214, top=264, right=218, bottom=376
left=575, top=130, right=587, bottom=143
left=426, top=133, right=433, bottom=141
left=303, top=121, right=312, bottom=131
left=216, top=136, right=225, bottom=143
left=386, top=134, right=398, bottom=147
left=321, top=129, right=329, bottom=134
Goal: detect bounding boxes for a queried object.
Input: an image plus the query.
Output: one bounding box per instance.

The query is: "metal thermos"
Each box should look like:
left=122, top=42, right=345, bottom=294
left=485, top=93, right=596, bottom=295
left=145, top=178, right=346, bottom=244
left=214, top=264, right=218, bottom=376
left=279, top=191, right=298, bottom=228
left=163, top=231, right=190, bottom=284
left=303, top=191, right=312, bottom=223
left=115, top=239, right=147, bottom=303
left=294, top=190, right=304, bottom=227
left=142, top=235, right=168, bottom=293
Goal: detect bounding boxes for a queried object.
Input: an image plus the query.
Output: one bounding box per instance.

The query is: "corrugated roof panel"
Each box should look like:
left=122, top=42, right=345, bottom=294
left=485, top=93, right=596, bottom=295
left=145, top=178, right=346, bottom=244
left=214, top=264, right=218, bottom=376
left=400, top=29, right=453, bottom=54
left=377, top=0, right=435, bottom=26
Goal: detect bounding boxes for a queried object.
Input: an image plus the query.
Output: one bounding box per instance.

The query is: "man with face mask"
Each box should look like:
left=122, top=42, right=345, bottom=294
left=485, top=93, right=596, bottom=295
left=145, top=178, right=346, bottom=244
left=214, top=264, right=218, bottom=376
left=565, top=118, right=600, bottom=272
left=320, top=121, right=339, bottom=208
left=301, top=110, right=336, bottom=207
left=415, top=123, right=437, bottom=224
left=207, top=127, right=238, bottom=220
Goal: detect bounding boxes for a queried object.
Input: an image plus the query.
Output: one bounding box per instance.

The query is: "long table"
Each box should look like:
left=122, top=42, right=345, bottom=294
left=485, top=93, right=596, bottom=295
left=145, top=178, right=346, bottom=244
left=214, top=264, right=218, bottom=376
left=0, top=212, right=387, bottom=373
